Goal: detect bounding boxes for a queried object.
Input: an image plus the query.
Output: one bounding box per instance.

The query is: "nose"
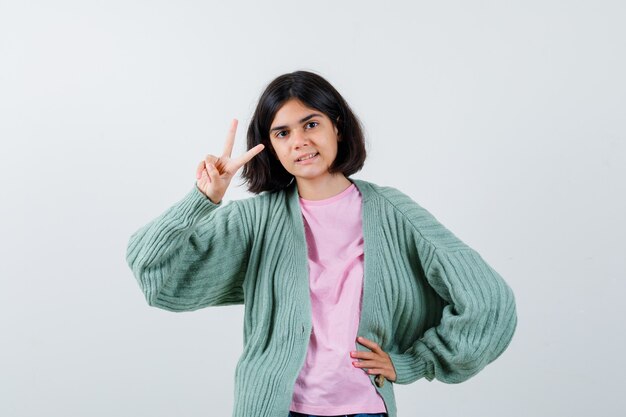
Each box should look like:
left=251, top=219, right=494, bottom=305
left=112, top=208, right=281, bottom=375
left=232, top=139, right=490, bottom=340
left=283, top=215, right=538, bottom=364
left=291, top=127, right=310, bottom=149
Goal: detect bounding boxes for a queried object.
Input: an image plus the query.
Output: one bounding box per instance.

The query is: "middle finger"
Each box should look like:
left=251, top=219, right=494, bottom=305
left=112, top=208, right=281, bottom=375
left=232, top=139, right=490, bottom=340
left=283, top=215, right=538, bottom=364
left=353, top=358, right=380, bottom=369
left=352, top=350, right=375, bottom=360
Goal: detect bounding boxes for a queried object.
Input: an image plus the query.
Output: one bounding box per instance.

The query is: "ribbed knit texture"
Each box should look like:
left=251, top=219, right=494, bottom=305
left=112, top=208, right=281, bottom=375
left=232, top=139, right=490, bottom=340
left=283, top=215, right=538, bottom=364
left=126, top=178, right=517, bottom=417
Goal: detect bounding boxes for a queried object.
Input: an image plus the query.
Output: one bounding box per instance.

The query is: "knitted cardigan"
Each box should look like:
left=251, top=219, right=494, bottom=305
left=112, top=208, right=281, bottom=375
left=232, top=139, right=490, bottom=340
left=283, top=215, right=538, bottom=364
left=125, top=178, right=518, bottom=417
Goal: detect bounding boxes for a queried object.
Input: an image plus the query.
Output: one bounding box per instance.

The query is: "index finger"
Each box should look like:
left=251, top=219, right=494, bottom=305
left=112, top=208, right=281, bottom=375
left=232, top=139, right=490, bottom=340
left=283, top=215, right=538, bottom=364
left=222, top=118, right=238, bottom=158
left=231, top=143, right=265, bottom=170
left=356, top=336, right=382, bottom=352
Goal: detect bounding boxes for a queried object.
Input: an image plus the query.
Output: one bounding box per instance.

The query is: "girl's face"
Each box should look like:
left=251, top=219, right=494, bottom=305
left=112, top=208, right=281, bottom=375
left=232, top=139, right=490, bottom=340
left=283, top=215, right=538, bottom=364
left=268, top=98, right=341, bottom=184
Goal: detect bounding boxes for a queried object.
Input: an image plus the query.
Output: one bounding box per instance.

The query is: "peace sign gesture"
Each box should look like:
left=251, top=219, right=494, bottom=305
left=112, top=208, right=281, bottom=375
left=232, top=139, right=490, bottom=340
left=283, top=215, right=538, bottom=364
left=196, top=118, right=265, bottom=204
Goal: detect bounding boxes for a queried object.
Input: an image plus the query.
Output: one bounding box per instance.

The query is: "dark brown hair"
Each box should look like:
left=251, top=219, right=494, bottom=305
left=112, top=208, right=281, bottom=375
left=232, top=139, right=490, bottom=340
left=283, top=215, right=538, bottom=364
left=240, top=70, right=366, bottom=193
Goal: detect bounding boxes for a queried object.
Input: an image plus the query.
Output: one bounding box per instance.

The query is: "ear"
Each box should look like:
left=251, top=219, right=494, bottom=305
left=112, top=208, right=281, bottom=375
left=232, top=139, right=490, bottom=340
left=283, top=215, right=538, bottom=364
left=335, top=117, right=341, bottom=141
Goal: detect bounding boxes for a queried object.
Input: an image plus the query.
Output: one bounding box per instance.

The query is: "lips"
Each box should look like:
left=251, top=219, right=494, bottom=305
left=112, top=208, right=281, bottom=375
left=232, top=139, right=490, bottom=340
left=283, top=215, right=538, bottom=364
left=295, top=152, right=319, bottom=162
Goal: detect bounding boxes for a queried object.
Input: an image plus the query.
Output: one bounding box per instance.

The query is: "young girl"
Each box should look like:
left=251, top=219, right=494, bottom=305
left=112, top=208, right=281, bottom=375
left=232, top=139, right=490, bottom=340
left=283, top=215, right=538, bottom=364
left=126, top=70, right=517, bottom=417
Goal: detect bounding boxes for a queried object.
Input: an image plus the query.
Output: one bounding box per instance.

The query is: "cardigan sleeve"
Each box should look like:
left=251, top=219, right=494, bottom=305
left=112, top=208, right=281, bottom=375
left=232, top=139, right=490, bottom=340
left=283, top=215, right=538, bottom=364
left=388, top=245, right=517, bottom=384
left=125, top=184, right=250, bottom=312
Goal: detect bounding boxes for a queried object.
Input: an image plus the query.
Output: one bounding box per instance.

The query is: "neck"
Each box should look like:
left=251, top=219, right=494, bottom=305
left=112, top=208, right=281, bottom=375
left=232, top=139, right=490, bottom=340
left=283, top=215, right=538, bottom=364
left=296, top=174, right=352, bottom=200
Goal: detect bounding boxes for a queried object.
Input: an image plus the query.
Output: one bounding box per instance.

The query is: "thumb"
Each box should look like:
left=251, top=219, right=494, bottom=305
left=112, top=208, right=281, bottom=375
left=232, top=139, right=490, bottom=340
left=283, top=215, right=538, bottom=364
left=206, top=163, right=219, bottom=181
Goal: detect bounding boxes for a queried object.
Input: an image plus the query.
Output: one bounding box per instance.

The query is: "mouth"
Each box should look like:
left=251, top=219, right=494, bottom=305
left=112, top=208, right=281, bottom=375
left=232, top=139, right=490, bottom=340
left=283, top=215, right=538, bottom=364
left=295, top=152, right=319, bottom=162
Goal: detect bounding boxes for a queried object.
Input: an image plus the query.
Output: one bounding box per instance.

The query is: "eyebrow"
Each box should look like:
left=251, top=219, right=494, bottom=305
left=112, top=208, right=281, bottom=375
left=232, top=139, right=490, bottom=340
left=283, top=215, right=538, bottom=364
left=270, top=113, right=323, bottom=133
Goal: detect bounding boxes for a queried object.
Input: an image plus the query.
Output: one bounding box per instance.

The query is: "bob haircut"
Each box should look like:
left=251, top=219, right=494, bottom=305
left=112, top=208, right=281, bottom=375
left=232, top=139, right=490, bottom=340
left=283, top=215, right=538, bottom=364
left=241, top=70, right=366, bottom=194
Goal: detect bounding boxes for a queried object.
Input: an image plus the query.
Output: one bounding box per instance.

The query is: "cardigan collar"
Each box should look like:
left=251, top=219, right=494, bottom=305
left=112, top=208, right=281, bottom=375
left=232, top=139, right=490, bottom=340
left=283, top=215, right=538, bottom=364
left=286, top=177, right=373, bottom=207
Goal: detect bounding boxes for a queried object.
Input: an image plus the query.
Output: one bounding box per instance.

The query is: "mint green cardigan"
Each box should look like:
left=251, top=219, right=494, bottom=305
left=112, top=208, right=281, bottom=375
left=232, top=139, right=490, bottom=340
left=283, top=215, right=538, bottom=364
left=126, top=178, right=517, bottom=417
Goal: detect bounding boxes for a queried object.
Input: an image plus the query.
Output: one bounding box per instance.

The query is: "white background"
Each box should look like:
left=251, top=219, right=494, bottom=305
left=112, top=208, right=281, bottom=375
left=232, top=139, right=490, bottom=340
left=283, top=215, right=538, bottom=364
left=1, top=0, right=624, bottom=416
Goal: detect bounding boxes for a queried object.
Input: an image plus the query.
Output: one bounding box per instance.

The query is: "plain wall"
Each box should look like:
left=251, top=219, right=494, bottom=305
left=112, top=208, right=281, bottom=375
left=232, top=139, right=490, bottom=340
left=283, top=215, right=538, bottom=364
left=1, top=0, right=624, bottom=416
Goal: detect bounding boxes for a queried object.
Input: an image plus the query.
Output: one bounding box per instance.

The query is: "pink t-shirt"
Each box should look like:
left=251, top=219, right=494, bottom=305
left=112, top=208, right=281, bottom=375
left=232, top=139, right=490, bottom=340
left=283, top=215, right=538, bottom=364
left=289, top=183, right=387, bottom=415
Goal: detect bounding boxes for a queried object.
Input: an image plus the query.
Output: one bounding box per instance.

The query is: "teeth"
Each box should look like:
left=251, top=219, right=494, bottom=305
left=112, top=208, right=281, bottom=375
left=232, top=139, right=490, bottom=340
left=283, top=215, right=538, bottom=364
left=297, top=153, right=317, bottom=161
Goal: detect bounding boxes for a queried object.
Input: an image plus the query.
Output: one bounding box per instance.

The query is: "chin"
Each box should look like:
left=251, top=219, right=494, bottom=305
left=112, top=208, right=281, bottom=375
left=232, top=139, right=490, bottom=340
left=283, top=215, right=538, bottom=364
left=293, top=170, right=333, bottom=181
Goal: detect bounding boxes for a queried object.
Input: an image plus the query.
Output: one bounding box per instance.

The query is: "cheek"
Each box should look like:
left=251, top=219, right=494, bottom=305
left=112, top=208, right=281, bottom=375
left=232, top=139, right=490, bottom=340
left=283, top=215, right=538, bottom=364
left=275, top=149, right=289, bottom=164
left=273, top=150, right=293, bottom=169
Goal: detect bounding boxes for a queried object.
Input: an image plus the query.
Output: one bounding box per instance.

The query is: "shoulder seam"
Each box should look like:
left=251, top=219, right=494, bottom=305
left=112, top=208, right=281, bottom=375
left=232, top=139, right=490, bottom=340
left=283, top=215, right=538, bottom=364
left=373, top=187, right=471, bottom=255
left=231, top=200, right=251, bottom=288
left=231, top=200, right=249, bottom=252
left=427, top=245, right=478, bottom=274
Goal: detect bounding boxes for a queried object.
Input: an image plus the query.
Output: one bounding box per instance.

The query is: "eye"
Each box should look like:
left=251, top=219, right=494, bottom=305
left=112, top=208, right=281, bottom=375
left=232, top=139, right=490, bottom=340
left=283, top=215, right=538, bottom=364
left=274, top=121, right=318, bottom=139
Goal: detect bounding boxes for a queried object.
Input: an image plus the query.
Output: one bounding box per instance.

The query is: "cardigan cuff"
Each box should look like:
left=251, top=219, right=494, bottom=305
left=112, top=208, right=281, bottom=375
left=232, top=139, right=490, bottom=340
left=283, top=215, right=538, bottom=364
left=171, top=183, right=222, bottom=224
left=387, top=351, right=430, bottom=385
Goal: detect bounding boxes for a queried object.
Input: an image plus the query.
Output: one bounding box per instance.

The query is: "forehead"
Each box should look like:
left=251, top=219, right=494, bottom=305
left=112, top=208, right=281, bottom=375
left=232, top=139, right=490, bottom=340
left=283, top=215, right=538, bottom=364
left=271, top=99, right=327, bottom=126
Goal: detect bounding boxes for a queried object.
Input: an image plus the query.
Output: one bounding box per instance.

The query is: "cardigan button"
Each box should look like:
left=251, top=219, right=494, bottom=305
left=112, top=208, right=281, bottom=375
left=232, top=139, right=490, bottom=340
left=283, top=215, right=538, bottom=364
left=375, top=374, right=385, bottom=388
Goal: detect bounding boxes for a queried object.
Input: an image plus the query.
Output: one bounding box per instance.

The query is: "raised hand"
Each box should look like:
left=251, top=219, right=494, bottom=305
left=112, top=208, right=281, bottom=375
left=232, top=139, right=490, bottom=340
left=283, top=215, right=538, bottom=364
left=195, top=118, right=265, bottom=204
